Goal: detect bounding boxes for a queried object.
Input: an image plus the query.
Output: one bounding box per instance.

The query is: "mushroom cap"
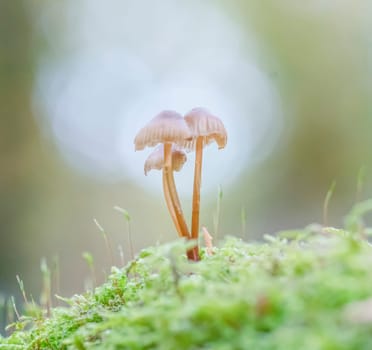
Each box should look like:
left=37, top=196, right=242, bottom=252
left=144, top=144, right=187, bottom=175
left=134, top=110, right=192, bottom=151
left=183, top=107, right=227, bottom=150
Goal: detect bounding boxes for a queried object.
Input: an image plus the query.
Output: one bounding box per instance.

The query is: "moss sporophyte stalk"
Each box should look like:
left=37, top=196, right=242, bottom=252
left=134, top=108, right=227, bottom=261
left=3, top=229, right=372, bottom=349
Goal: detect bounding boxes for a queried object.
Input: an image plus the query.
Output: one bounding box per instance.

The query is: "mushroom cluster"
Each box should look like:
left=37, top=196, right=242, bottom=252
left=134, top=108, right=227, bottom=261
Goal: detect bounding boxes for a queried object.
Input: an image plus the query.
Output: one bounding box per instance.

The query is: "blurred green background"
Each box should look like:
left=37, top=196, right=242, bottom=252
left=0, top=0, right=371, bottom=331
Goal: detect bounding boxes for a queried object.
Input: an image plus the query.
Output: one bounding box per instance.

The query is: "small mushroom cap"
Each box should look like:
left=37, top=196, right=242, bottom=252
left=144, top=145, right=187, bottom=175
left=134, top=110, right=192, bottom=151
left=183, top=107, right=227, bottom=150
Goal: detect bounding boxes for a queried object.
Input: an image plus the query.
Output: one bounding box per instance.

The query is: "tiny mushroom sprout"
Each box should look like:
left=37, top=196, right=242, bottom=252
left=144, top=144, right=187, bottom=176
left=134, top=110, right=197, bottom=260
left=183, top=107, right=227, bottom=257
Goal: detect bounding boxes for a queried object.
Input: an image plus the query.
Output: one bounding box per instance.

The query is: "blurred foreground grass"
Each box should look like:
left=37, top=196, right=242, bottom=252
left=2, top=213, right=372, bottom=349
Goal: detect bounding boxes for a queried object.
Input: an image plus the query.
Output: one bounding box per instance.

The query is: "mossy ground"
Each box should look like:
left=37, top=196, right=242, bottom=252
left=2, top=226, right=372, bottom=349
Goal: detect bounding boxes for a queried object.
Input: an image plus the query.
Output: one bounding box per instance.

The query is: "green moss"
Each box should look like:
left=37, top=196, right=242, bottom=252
left=2, top=230, right=372, bottom=349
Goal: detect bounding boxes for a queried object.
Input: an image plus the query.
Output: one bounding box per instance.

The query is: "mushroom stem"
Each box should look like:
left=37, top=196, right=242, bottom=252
left=163, top=143, right=196, bottom=260
left=190, top=137, right=204, bottom=260
left=167, top=168, right=198, bottom=261
left=162, top=173, right=182, bottom=237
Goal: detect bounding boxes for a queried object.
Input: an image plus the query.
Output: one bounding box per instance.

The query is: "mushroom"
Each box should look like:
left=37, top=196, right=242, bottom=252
left=134, top=110, right=195, bottom=258
left=144, top=144, right=186, bottom=237
left=143, top=144, right=198, bottom=261
left=144, top=144, right=187, bottom=176
left=183, top=107, right=227, bottom=255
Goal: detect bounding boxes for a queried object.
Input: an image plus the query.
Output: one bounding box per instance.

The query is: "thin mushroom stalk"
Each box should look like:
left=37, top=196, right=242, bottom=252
left=166, top=166, right=198, bottom=260
left=190, top=137, right=204, bottom=260
left=163, top=143, right=197, bottom=260
left=163, top=143, right=189, bottom=240
left=184, top=107, right=227, bottom=260
left=143, top=143, right=197, bottom=261
left=162, top=172, right=182, bottom=237
left=162, top=174, right=197, bottom=261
